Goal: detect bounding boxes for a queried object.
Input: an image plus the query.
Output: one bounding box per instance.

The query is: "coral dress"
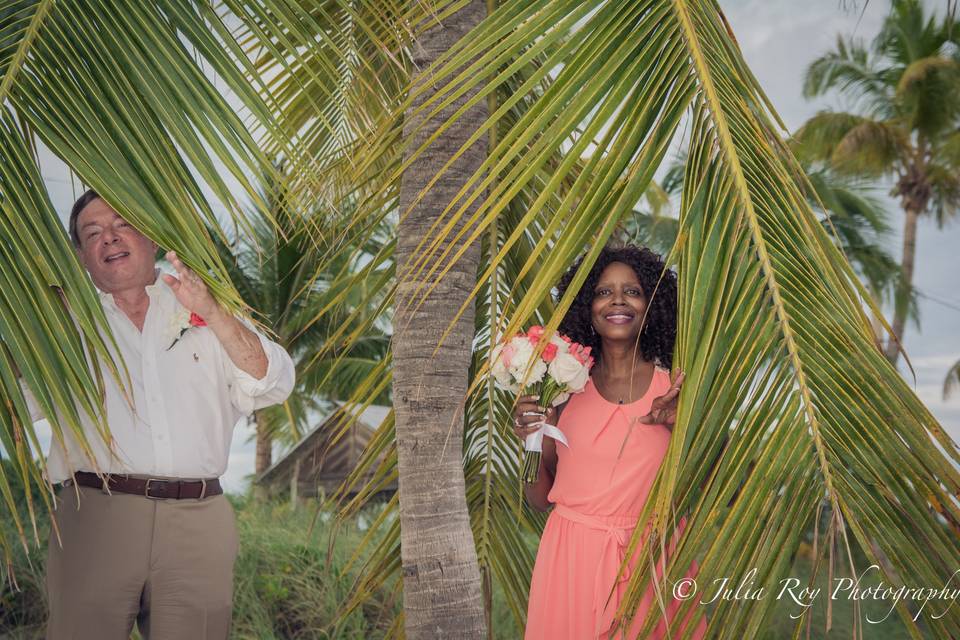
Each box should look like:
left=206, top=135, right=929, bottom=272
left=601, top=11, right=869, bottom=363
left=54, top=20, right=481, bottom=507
left=525, top=368, right=707, bottom=639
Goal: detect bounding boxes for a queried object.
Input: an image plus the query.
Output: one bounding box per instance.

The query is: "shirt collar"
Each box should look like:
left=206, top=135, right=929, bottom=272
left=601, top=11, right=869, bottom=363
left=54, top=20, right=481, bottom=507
left=97, top=267, right=171, bottom=308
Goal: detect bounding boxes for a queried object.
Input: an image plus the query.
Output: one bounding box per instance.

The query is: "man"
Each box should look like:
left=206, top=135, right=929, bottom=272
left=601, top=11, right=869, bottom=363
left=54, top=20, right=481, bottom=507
left=20, top=190, right=295, bottom=639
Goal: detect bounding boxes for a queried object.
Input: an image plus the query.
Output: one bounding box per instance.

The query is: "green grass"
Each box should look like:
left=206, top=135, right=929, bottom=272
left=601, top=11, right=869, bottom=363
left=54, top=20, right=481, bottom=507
left=0, top=494, right=930, bottom=638
left=0, top=494, right=400, bottom=639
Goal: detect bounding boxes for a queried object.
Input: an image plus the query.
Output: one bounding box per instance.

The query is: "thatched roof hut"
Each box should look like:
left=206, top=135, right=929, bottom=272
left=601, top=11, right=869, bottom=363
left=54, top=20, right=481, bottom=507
left=256, top=402, right=393, bottom=503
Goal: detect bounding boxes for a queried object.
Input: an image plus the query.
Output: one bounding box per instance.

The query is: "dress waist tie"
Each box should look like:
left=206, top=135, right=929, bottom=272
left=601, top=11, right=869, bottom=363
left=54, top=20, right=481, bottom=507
left=553, top=504, right=644, bottom=638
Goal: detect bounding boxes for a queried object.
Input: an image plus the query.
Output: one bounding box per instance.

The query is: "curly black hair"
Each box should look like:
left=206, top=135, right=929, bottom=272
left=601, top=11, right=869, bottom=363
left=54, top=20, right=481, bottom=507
left=554, top=243, right=677, bottom=370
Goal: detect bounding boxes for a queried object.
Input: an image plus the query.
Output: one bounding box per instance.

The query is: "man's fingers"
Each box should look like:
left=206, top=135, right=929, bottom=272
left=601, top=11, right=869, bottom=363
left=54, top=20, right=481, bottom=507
left=166, top=250, right=199, bottom=284
left=161, top=273, right=180, bottom=290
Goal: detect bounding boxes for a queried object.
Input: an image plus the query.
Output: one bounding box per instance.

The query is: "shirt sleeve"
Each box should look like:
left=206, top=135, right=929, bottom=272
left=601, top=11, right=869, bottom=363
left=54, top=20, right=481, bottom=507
left=17, top=378, right=46, bottom=423
left=221, top=322, right=296, bottom=415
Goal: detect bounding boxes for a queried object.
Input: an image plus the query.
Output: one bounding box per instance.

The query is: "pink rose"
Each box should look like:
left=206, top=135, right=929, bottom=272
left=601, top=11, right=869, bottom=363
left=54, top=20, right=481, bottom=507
left=570, top=343, right=591, bottom=365
left=543, top=343, right=558, bottom=362
left=501, top=342, right=516, bottom=368
left=568, top=343, right=579, bottom=362
left=527, top=325, right=545, bottom=346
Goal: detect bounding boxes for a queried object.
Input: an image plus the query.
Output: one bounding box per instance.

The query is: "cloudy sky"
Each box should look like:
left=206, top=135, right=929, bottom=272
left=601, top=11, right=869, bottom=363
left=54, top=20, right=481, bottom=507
left=720, top=0, right=960, bottom=444
left=33, top=0, right=960, bottom=492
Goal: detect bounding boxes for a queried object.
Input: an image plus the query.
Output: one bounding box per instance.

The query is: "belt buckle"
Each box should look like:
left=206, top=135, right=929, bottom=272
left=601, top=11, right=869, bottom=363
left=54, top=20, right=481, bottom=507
left=198, top=478, right=207, bottom=500
left=144, top=478, right=169, bottom=499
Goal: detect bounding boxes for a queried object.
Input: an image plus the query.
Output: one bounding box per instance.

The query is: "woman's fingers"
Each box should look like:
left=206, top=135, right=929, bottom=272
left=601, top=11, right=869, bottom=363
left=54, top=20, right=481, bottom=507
left=515, top=412, right=544, bottom=426
left=510, top=395, right=555, bottom=441
left=511, top=421, right=544, bottom=440
left=513, top=400, right=551, bottom=418
left=660, top=388, right=681, bottom=404
left=669, top=370, right=685, bottom=388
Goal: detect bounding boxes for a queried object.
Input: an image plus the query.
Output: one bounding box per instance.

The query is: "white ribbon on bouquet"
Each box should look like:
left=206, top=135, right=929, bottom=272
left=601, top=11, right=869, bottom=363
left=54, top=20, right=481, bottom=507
left=523, top=414, right=569, bottom=453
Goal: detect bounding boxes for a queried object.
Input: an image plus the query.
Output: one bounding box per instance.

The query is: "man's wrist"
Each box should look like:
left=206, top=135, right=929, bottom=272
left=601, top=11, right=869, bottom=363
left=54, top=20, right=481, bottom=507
left=202, top=304, right=234, bottom=331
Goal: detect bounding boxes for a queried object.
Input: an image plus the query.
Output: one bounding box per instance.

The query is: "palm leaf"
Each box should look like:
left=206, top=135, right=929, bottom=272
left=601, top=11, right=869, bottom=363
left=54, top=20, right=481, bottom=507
left=314, top=1, right=960, bottom=636
left=0, top=0, right=327, bottom=564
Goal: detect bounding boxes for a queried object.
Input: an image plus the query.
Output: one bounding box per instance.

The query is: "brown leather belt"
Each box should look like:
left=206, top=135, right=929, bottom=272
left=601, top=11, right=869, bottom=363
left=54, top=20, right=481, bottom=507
left=71, top=471, right=222, bottom=500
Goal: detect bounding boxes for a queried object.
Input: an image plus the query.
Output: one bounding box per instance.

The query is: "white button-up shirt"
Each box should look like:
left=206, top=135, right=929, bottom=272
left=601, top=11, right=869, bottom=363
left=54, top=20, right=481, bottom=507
left=23, top=271, right=295, bottom=482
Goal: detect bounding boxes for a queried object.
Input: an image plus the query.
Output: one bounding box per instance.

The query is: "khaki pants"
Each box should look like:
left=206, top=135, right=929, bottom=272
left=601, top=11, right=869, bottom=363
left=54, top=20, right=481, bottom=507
left=45, top=483, right=239, bottom=640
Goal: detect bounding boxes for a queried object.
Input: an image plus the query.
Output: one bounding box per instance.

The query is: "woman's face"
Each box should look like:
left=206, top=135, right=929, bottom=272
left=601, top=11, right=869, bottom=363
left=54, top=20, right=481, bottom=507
left=590, top=261, right=648, bottom=342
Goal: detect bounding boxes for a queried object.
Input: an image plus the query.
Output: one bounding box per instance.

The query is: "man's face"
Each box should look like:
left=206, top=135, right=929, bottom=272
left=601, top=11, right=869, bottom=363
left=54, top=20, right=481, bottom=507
left=75, top=199, right=158, bottom=293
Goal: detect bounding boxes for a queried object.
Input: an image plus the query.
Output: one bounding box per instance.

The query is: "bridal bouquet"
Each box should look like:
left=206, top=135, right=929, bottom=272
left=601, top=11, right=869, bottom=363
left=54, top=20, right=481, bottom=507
left=490, top=326, right=594, bottom=482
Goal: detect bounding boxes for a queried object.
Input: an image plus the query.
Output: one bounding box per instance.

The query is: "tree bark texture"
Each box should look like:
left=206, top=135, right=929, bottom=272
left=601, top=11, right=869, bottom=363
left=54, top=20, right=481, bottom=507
left=884, top=205, right=921, bottom=364
left=254, top=409, right=272, bottom=475
left=393, top=2, right=489, bottom=638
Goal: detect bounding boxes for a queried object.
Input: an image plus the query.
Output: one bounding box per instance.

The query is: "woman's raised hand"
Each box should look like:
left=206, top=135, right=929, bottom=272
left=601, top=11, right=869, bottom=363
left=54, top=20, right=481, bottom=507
left=636, top=370, right=685, bottom=429
left=511, top=394, right=555, bottom=441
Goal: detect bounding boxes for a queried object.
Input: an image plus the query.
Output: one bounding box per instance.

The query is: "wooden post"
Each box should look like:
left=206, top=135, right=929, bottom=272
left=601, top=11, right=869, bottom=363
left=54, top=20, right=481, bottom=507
left=290, top=457, right=300, bottom=511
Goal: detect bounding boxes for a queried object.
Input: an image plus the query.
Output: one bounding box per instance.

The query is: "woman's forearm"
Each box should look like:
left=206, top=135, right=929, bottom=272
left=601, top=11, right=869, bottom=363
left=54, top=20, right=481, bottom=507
left=524, top=460, right=554, bottom=511
left=524, top=436, right=558, bottom=511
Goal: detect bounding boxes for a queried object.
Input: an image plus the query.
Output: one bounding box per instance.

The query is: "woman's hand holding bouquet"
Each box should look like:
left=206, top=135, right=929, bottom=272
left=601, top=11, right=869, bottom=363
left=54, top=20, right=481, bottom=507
left=491, top=326, right=594, bottom=482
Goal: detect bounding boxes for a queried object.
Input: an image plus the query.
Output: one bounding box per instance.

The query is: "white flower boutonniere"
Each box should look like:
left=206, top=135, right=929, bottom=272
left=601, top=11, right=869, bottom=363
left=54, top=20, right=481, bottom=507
left=166, top=307, right=207, bottom=350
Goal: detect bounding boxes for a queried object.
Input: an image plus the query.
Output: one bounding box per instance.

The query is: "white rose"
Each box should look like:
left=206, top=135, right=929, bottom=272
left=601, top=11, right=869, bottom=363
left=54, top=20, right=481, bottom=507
left=549, top=334, right=570, bottom=353
left=489, top=343, right=517, bottom=390
left=566, top=365, right=589, bottom=392
left=507, top=339, right=534, bottom=379
left=490, top=343, right=507, bottom=374
left=548, top=352, right=585, bottom=386
left=491, top=367, right=514, bottom=390
left=166, top=307, right=191, bottom=345
left=515, top=358, right=547, bottom=387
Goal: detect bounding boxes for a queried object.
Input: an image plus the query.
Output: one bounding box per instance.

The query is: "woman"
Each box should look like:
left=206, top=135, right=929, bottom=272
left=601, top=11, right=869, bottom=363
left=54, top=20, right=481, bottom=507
left=513, top=244, right=707, bottom=639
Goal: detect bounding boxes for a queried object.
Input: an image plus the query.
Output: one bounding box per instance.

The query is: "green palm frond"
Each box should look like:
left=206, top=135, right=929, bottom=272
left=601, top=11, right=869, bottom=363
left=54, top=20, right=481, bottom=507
left=314, top=1, right=960, bottom=636
left=803, top=167, right=901, bottom=302
left=0, top=0, right=334, bottom=562
left=796, top=0, right=960, bottom=366
left=0, top=107, right=117, bottom=559
left=874, top=0, right=954, bottom=72
left=895, top=56, right=960, bottom=135
left=208, top=160, right=393, bottom=466
left=944, top=358, right=960, bottom=400
left=925, top=160, right=960, bottom=227
left=2, top=0, right=958, bottom=637
left=803, top=35, right=892, bottom=117
left=794, top=112, right=908, bottom=176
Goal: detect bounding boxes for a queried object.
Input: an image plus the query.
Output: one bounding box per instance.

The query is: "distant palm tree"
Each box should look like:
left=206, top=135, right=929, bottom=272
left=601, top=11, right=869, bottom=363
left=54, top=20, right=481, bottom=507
left=795, top=0, right=960, bottom=364
left=945, top=359, right=960, bottom=399
left=212, top=165, right=391, bottom=477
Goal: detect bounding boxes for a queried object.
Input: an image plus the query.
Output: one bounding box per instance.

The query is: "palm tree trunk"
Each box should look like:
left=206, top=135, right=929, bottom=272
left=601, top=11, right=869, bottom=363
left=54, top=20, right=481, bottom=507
left=393, top=1, right=488, bottom=637
left=884, top=205, right=921, bottom=365
left=252, top=410, right=272, bottom=501
left=254, top=409, right=272, bottom=474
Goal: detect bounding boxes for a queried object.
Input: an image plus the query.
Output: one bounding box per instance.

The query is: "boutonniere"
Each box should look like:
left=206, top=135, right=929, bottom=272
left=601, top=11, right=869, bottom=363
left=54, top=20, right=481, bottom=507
left=166, top=308, right=207, bottom=350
